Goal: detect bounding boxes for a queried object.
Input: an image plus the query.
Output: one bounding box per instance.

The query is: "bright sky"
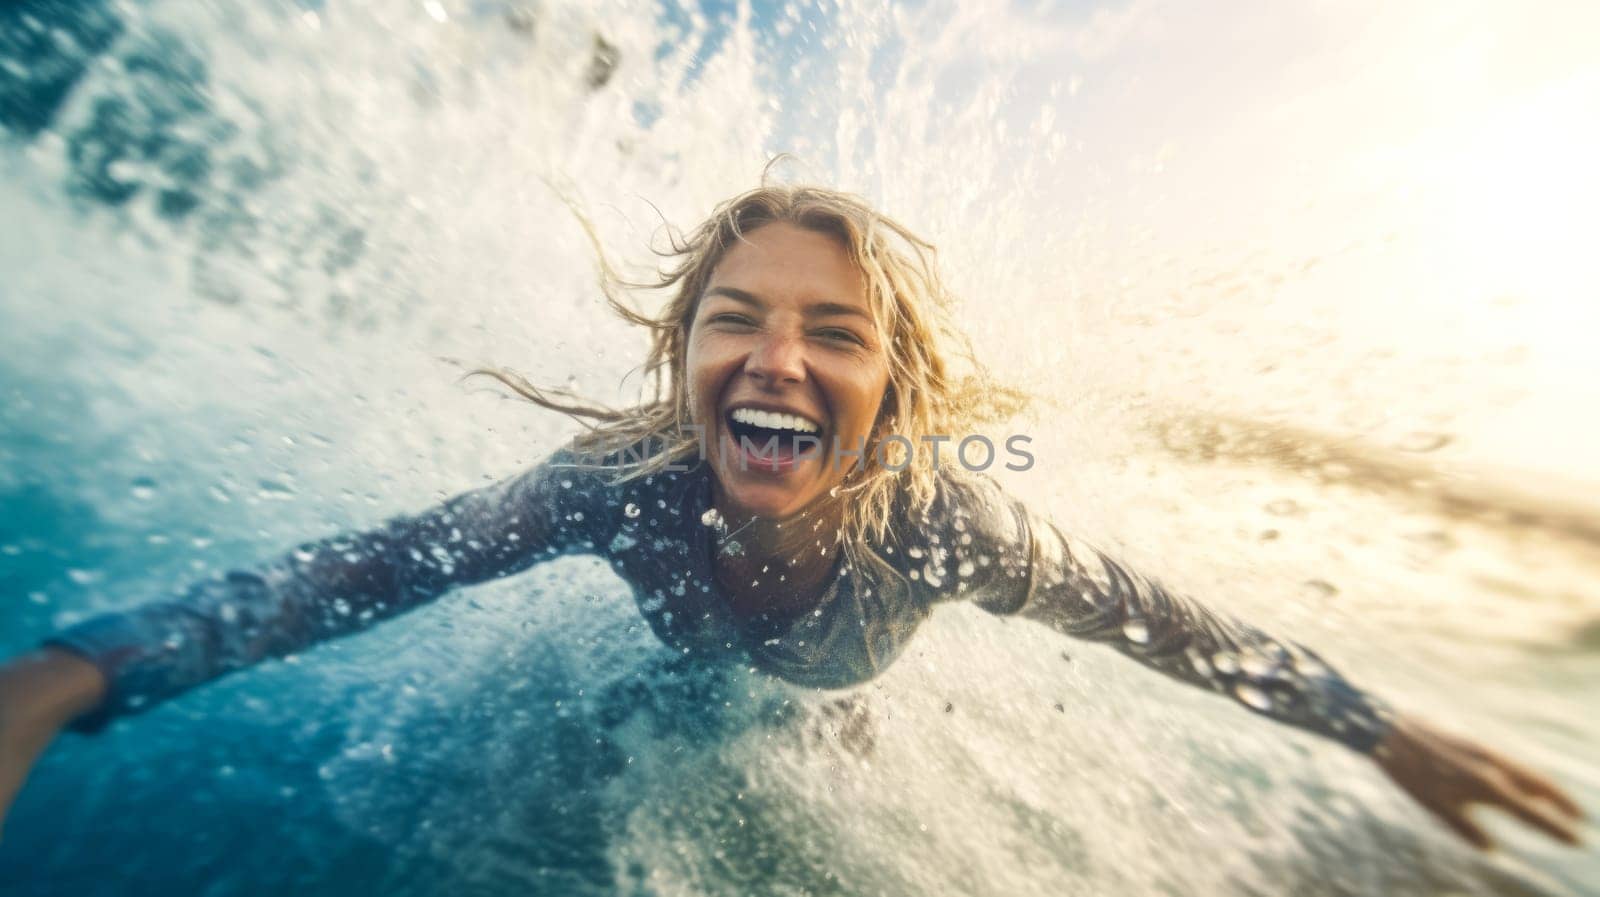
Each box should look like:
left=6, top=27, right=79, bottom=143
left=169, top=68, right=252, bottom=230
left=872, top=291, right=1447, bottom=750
left=729, top=0, right=1600, bottom=489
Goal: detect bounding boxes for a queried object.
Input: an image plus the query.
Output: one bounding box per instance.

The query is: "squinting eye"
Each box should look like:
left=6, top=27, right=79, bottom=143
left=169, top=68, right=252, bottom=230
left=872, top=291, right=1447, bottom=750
left=817, top=328, right=865, bottom=345
left=711, top=313, right=755, bottom=327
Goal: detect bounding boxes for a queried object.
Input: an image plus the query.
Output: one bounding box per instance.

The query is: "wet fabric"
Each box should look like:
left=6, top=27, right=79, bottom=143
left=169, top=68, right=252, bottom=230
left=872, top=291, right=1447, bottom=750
left=45, top=448, right=1391, bottom=751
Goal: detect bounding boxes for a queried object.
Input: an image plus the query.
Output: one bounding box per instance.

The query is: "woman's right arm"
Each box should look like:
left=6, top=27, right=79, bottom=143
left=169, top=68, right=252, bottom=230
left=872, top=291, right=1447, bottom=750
left=15, top=449, right=611, bottom=736
left=0, top=449, right=611, bottom=831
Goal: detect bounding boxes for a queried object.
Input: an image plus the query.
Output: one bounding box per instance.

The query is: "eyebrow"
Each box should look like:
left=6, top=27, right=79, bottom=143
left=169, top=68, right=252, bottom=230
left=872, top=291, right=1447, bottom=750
left=702, top=286, right=872, bottom=321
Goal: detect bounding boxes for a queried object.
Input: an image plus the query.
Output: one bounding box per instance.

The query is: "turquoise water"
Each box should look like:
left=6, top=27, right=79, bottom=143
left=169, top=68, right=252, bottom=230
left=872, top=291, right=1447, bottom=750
left=3, top=1, right=1598, bottom=895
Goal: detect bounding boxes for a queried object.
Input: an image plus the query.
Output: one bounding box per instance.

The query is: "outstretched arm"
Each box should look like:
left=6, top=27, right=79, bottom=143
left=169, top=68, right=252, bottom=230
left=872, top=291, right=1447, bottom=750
left=916, top=472, right=1585, bottom=849
left=0, top=448, right=615, bottom=834
left=910, top=474, right=1390, bottom=749
left=1013, top=516, right=1585, bottom=848
left=37, top=449, right=608, bottom=733
left=1011, top=515, right=1391, bottom=751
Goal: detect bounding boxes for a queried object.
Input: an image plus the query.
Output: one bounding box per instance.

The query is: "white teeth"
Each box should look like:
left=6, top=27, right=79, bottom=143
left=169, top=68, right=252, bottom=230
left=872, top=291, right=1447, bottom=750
left=730, top=407, right=820, bottom=434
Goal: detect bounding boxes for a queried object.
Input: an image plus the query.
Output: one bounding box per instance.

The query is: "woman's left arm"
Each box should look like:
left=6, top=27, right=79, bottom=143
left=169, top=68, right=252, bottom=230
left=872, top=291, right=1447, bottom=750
left=1022, top=521, right=1393, bottom=746
left=922, top=474, right=1585, bottom=849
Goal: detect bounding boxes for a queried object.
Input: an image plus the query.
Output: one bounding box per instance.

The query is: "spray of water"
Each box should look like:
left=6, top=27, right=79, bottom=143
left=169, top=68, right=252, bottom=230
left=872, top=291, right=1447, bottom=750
left=3, top=1, right=1597, bottom=894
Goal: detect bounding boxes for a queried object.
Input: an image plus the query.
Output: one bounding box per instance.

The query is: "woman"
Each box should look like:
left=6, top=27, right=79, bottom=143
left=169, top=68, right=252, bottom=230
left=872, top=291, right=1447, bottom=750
left=0, top=184, right=1584, bottom=853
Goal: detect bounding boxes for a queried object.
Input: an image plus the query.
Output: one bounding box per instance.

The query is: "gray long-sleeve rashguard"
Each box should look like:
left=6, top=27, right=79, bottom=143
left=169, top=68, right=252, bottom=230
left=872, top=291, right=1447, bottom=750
left=45, top=448, right=1391, bottom=750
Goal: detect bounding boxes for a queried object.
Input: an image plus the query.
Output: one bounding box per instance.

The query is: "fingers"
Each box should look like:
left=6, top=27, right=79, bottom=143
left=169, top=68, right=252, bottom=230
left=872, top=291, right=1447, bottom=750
left=1480, top=752, right=1587, bottom=843
left=1486, top=776, right=1583, bottom=846
left=1502, top=763, right=1586, bottom=821
left=1379, top=716, right=1589, bottom=850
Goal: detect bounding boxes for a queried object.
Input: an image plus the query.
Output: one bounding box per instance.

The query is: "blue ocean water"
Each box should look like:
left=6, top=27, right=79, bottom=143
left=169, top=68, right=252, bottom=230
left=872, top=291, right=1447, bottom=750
left=2, top=2, right=1597, bottom=895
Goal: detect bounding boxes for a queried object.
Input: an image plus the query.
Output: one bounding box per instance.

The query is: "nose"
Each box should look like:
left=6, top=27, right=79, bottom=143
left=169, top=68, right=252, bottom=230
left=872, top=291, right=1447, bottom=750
left=744, top=331, right=806, bottom=386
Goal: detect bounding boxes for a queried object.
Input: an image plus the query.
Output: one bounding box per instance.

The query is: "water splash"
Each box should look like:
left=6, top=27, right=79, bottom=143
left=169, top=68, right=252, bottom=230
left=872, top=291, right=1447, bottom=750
left=2, top=1, right=1598, bottom=895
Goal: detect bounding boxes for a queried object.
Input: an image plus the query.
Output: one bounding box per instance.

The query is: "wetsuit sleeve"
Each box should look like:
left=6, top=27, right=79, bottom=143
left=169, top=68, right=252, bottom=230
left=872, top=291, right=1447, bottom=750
left=42, top=449, right=612, bottom=733
left=917, top=474, right=1393, bottom=753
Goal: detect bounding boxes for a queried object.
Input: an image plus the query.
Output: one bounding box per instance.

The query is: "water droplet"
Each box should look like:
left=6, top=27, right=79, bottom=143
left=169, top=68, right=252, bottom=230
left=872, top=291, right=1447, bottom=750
left=1212, top=652, right=1240, bottom=675
left=254, top=479, right=296, bottom=498
left=623, top=502, right=641, bottom=518
left=700, top=508, right=724, bottom=529
left=907, top=546, right=924, bottom=559
left=66, top=568, right=100, bottom=586
left=1233, top=682, right=1272, bottom=711
left=130, top=477, right=158, bottom=500
left=1122, top=619, right=1150, bottom=644
left=957, top=560, right=975, bottom=577
left=1302, top=579, right=1338, bottom=599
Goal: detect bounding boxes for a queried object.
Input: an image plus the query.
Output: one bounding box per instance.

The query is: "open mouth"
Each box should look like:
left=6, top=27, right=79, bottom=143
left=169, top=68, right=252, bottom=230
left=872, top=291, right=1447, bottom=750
left=723, top=406, right=825, bottom=468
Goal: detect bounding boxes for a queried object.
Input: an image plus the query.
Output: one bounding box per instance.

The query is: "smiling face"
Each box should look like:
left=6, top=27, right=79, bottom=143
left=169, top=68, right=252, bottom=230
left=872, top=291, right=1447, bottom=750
left=686, top=222, right=891, bottom=521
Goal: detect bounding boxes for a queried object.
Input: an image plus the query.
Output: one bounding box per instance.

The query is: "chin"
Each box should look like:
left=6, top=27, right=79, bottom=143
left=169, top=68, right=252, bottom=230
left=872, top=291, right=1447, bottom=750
left=721, top=482, right=811, bottom=520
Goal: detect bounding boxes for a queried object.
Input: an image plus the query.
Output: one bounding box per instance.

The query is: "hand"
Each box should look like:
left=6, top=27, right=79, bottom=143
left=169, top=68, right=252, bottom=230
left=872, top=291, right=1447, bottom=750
left=1373, top=714, right=1585, bottom=850
left=0, top=649, right=107, bottom=841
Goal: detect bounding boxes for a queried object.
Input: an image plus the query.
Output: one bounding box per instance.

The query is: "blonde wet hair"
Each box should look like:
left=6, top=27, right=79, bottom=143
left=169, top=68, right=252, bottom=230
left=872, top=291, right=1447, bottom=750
left=477, top=179, right=1026, bottom=552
